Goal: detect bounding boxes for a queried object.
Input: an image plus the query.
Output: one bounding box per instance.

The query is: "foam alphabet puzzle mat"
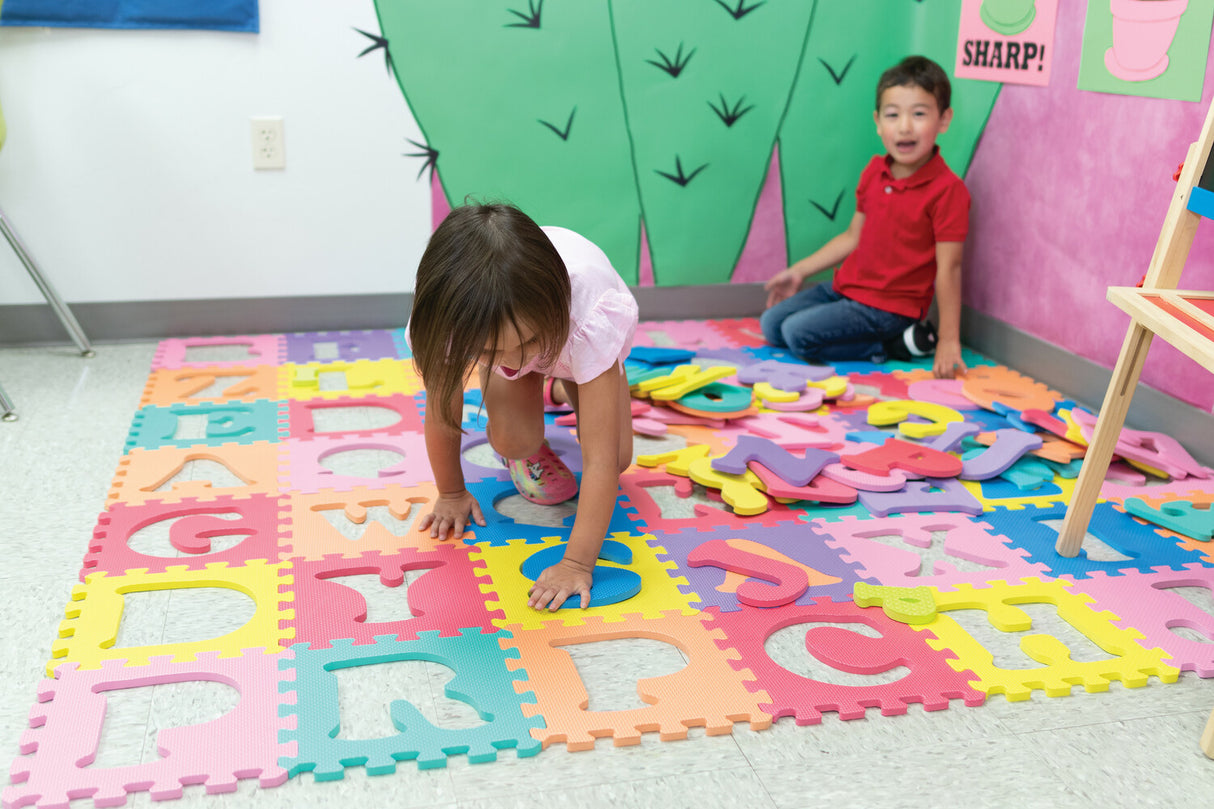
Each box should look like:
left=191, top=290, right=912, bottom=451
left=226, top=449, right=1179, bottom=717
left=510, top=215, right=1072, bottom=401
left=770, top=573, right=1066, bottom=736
left=7, top=319, right=1214, bottom=807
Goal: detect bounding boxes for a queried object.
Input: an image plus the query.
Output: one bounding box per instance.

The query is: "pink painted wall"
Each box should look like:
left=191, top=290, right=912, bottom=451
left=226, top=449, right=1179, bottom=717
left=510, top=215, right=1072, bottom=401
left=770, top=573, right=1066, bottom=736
left=965, top=3, right=1214, bottom=411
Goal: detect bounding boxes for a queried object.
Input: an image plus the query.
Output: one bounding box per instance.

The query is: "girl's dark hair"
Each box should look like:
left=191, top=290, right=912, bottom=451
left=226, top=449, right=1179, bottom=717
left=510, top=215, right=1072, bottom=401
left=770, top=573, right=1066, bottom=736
left=876, top=55, right=951, bottom=113
left=409, top=202, right=571, bottom=430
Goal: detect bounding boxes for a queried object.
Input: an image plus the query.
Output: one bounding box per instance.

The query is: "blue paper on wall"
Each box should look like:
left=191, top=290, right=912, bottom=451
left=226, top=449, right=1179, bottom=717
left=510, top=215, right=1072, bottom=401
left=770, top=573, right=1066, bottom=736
left=0, top=0, right=258, bottom=32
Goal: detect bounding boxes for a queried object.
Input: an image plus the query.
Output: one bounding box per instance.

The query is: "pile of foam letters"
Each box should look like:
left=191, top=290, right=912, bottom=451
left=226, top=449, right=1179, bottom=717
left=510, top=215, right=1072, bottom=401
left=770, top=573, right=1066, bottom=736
left=6, top=317, right=1214, bottom=808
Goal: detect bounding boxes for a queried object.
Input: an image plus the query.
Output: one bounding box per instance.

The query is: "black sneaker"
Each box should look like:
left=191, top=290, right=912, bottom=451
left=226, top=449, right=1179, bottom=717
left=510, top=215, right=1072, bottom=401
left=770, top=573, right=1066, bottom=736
left=885, top=321, right=937, bottom=361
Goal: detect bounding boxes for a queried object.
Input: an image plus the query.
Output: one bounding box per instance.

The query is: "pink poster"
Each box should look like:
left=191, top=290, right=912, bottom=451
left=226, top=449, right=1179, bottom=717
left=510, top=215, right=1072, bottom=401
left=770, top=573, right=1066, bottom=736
left=955, top=0, right=1058, bottom=86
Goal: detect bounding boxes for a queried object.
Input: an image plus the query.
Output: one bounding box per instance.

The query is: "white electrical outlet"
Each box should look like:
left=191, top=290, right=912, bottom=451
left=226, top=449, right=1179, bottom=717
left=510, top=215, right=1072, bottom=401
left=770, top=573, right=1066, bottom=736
left=250, top=117, right=286, bottom=170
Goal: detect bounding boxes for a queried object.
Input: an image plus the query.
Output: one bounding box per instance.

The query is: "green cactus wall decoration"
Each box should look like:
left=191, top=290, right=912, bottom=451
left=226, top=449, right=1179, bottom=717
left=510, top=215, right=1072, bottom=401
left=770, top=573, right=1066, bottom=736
left=370, top=0, right=1000, bottom=288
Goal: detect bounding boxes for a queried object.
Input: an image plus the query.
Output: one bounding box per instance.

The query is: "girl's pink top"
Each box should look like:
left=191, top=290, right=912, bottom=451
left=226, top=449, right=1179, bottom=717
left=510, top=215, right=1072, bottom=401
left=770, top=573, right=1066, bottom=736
left=493, top=226, right=638, bottom=385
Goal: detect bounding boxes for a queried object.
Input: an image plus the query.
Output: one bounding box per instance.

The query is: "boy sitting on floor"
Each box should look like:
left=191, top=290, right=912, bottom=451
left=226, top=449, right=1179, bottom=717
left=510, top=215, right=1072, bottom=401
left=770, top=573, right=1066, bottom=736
left=761, top=55, right=970, bottom=379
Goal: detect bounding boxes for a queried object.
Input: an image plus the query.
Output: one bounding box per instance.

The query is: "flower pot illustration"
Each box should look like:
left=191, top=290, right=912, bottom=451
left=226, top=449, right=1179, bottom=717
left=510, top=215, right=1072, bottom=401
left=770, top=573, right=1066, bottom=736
left=1105, top=0, right=1189, bottom=81
left=980, top=0, right=1036, bottom=36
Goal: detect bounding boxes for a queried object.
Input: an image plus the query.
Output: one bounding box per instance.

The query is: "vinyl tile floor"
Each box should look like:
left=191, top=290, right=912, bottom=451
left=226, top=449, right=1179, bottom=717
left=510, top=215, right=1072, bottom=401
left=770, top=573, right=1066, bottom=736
left=2, top=341, right=1214, bottom=809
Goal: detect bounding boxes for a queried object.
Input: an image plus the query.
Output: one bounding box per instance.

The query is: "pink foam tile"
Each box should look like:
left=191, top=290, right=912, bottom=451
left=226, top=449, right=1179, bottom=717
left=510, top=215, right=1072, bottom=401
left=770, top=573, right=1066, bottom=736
left=283, top=394, right=424, bottom=440
left=83, top=495, right=283, bottom=580
left=1067, top=565, right=1214, bottom=677
left=618, top=466, right=799, bottom=533
left=284, top=545, right=503, bottom=648
left=7, top=651, right=289, bottom=808
left=280, top=433, right=432, bottom=494
left=633, top=320, right=739, bottom=350
left=706, top=318, right=768, bottom=348
left=704, top=600, right=985, bottom=725
left=152, top=335, right=284, bottom=370
left=813, top=513, right=1051, bottom=591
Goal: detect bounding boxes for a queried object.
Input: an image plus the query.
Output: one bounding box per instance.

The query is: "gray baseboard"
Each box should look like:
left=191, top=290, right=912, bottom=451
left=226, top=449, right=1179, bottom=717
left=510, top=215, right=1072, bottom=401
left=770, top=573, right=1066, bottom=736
left=4, top=289, right=1208, bottom=465
left=0, top=284, right=771, bottom=345
left=962, top=308, right=1214, bottom=466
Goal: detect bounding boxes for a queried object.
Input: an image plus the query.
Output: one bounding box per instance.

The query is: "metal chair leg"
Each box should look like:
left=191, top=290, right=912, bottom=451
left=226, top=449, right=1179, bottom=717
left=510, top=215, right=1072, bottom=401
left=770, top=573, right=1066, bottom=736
left=0, top=205, right=95, bottom=357
left=0, top=378, right=16, bottom=422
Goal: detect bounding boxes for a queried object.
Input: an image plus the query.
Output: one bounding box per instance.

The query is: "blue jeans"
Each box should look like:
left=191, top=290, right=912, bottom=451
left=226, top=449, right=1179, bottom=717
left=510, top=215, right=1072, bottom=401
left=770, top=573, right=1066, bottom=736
left=759, top=282, right=915, bottom=363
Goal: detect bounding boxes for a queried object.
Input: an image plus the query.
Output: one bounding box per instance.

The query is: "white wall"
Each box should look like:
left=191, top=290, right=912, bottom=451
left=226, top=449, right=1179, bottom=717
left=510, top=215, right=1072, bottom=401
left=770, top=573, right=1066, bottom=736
left=0, top=0, right=430, bottom=305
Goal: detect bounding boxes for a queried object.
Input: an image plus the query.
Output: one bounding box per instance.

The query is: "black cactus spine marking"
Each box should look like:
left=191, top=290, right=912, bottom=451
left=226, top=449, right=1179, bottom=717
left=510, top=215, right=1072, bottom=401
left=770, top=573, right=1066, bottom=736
left=404, top=139, right=439, bottom=181
left=538, top=107, right=577, bottom=141
left=646, top=43, right=696, bottom=78
left=712, top=0, right=766, bottom=20
left=354, top=27, right=392, bottom=74
left=708, top=94, right=754, bottom=127
left=819, top=55, right=857, bottom=86
left=505, top=0, right=543, bottom=29
left=655, top=156, right=708, bottom=187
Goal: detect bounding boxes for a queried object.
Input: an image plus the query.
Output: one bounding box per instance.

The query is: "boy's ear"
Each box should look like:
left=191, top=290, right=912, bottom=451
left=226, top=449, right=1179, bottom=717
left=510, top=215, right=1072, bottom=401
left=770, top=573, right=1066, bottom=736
left=938, top=107, right=954, bottom=133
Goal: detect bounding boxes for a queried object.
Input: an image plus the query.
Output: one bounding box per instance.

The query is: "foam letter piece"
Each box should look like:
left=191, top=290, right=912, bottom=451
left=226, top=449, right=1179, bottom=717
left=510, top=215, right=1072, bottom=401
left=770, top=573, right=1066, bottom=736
left=1071, top=408, right=1211, bottom=480
left=867, top=400, right=963, bottom=439
left=674, top=381, right=753, bottom=412
left=687, top=538, right=810, bottom=607
left=960, top=429, right=1043, bottom=480
left=853, top=582, right=937, bottom=625
left=820, top=461, right=909, bottom=492
left=649, top=366, right=736, bottom=401
left=519, top=540, right=642, bottom=609
left=628, top=346, right=696, bottom=365
left=921, top=421, right=982, bottom=453
left=1124, top=498, right=1214, bottom=541
left=858, top=478, right=985, bottom=518
left=737, top=359, right=837, bottom=390
left=906, top=378, right=981, bottom=410
left=1021, top=408, right=1069, bottom=438
left=750, top=465, right=858, bottom=503
left=687, top=457, right=771, bottom=515
left=711, top=435, right=836, bottom=486
left=999, top=456, right=1056, bottom=491
left=840, top=438, right=963, bottom=479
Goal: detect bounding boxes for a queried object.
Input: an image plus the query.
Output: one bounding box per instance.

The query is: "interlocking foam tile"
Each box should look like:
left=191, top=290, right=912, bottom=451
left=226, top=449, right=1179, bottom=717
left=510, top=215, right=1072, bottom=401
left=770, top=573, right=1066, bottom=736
left=618, top=466, right=797, bottom=534
left=279, top=630, right=542, bottom=776
left=961, top=365, right=1061, bottom=412
left=108, top=443, right=285, bottom=506
left=283, top=330, right=400, bottom=363
left=126, top=399, right=287, bottom=451
left=632, top=319, right=737, bottom=350
left=280, top=433, right=432, bottom=493
left=705, top=601, right=985, bottom=724
left=282, top=482, right=444, bottom=559
left=152, top=335, right=285, bottom=370
left=471, top=533, right=697, bottom=629
left=646, top=522, right=858, bottom=610
left=961, top=474, right=1076, bottom=511
left=501, top=611, right=771, bottom=750
left=857, top=477, right=986, bottom=518
left=705, top=317, right=767, bottom=348
left=462, top=477, right=637, bottom=546
left=1100, top=477, right=1214, bottom=506
left=389, top=327, right=412, bottom=359
left=1066, top=565, right=1214, bottom=676
left=49, top=560, right=293, bottom=675
left=283, top=393, right=424, bottom=440
left=981, top=503, right=1210, bottom=579
left=280, top=358, right=422, bottom=401
left=916, top=578, right=1180, bottom=700
left=84, top=494, right=283, bottom=579
left=816, top=513, right=1050, bottom=591
left=141, top=365, right=285, bottom=407
left=6, top=652, right=289, bottom=809
left=284, top=546, right=502, bottom=648
left=905, top=377, right=983, bottom=410
left=1124, top=498, right=1214, bottom=541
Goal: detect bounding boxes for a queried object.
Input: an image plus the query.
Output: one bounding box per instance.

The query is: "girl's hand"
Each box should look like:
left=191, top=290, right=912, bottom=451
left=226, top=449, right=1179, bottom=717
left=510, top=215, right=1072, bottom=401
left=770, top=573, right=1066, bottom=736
left=528, top=558, right=594, bottom=611
left=419, top=490, right=486, bottom=541
left=763, top=268, right=801, bottom=308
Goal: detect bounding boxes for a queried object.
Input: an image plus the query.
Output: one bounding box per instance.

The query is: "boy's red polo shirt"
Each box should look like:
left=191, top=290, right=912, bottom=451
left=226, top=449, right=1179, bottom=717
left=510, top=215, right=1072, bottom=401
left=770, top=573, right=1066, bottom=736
left=833, top=149, right=970, bottom=319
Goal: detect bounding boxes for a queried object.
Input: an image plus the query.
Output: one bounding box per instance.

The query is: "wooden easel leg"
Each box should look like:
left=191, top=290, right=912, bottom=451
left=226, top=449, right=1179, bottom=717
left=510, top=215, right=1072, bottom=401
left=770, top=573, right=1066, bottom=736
left=1202, top=705, right=1214, bottom=759
left=1056, top=323, right=1154, bottom=557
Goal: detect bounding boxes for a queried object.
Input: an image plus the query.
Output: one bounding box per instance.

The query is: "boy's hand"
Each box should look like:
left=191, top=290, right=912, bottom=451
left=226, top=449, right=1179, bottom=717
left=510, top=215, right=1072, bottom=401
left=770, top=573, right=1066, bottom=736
left=419, top=490, right=486, bottom=541
left=528, top=558, right=594, bottom=611
left=933, top=338, right=967, bottom=379
left=764, top=268, right=802, bottom=308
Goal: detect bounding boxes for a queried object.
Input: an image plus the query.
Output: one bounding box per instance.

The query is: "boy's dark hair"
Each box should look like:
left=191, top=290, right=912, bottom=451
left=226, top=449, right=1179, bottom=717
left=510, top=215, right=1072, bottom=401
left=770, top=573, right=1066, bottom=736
left=876, top=55, right=951, bottom=113
left=409, top=202, right=571, bottom=431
